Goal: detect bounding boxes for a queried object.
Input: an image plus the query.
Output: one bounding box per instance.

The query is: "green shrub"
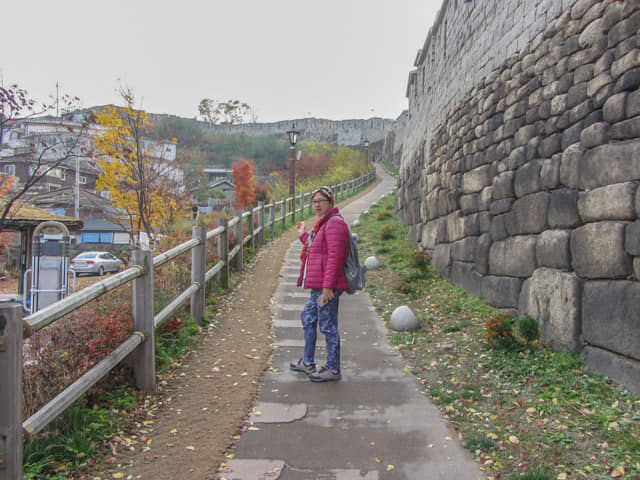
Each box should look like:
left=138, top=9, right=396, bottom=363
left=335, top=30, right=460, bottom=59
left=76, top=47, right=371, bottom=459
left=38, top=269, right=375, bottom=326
left=515, top=315, right=540, bottom=344
left=379, top=225, right=395, bottom=240
left=376, top=211, right=392, bottom=221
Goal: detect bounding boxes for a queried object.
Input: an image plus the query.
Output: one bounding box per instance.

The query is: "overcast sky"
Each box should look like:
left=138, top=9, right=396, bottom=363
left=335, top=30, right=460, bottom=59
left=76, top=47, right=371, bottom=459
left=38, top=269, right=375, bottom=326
left=3, top=1, right=441, bottom=123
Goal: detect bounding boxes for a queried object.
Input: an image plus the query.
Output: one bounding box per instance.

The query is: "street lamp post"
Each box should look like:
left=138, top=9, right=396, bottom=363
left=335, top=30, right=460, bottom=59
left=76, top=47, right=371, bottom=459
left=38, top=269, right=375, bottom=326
left=364, top=138, right=369, bottom=164
left=287, top=123, right=299, bottom=196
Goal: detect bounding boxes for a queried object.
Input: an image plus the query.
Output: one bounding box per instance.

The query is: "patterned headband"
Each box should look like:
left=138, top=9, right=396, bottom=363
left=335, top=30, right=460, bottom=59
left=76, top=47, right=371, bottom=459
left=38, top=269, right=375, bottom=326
left=312, top=186, right=334, bottom=202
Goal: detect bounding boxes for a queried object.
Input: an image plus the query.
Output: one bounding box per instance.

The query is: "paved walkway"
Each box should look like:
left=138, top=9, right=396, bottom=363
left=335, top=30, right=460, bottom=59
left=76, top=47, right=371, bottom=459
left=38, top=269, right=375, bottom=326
left=218, top=165, right=485, bottom=480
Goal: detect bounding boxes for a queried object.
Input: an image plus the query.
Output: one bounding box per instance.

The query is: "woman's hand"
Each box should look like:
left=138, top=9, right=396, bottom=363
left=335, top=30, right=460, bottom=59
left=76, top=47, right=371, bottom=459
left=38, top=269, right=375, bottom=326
left=297, top=221, right=305, bottom=234
left=321, top=288, right=334, bottom=305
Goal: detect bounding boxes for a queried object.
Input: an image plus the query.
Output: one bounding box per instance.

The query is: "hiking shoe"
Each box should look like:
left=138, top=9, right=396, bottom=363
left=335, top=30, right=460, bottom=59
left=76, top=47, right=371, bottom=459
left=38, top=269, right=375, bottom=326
left=290, top=358, right=316, bottom=375
left=309, top=365, right=341, bottom=382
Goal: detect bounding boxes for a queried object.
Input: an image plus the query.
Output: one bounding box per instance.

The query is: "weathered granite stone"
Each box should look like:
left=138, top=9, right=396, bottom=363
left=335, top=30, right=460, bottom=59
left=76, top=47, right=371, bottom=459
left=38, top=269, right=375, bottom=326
left=610, top=116, right=640, bottom=140
left=575, top=142, right=640, bottom=189
left=390, top=306, right=420, bottom=332
left=482, top=275, right=522, bottom=308
left=490, top=214, right=508, bottom=242
left=540, top=156, right=561, bottom=190
left=514, top=160, right=542, bottom=198
left=635, top=257, right=640, bottom=281
left=571, top=222, right=633, bottom=278
left=459, top=193, right=480, bottom=215
left=536, top=229, right=572, bottom=270
left=489, top=235, right=537, bottom=277
left=561, top=121, right=584, bottom=150
left=578, top=182, right=637, bottom=221
left=462, top=164, right=494, bottom=193
left=625, top=221, right=640, bottom=256
left=506, top=192, right=550, bottom=235
left=584, top=346, right=640, bottom=395
left=364, top=256, right=381, bottom=270
left=583, top=281, right=640, bottom=360
left=603, top=92, right=628, bottom=123
left=451, top=261, right=483, bottom=298
left=421, top=218, right=447, bottom=249
left=451, top=237, right=478, bottom=262
left=580, top=122, right=608, bottom=148
left=490, top=198, right=513, bottom=216
left=432, top=243, right=451, bottom=279
left=628, top=89, right=640, bottom=117
left=538, top=133, right=562, bottom=157
left=614, top=68, right=640, bottom=94
left=519, top=268, right=582, bottom=352
left=493, top=171, right=515, bottom=200
left=612, top=48, right=640, bottom=80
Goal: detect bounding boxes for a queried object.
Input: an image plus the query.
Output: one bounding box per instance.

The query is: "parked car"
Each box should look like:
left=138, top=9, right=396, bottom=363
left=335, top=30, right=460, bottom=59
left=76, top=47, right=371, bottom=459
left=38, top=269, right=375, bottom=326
left=70, top=251, right=124, bottom=276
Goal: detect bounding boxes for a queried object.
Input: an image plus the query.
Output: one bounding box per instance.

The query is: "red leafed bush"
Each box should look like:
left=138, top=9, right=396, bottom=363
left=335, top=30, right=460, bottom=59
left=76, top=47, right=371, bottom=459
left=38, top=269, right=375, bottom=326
left=23, top=287, right=133, bottom=417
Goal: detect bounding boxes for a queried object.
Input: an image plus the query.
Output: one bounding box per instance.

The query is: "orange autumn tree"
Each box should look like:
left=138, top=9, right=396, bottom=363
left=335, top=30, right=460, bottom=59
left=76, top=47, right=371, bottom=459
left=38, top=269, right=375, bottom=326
left=232, top=158, right=256, bottom=208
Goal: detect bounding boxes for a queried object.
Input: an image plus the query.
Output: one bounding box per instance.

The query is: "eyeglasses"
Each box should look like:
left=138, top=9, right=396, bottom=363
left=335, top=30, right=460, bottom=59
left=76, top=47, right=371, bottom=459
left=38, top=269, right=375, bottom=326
left=311, top=199, right=329, bottom=205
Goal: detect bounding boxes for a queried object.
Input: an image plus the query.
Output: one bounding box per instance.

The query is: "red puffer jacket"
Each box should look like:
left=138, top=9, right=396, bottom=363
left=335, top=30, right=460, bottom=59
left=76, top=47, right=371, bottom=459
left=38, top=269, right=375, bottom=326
left=297, top=207, right=350, bottom=290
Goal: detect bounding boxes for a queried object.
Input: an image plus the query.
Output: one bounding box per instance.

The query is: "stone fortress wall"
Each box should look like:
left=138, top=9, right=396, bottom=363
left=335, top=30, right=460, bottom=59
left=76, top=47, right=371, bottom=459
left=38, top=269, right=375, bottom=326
left=204, top=117, right=394, bottom=147
left=385, top=0, right=640, bottom=393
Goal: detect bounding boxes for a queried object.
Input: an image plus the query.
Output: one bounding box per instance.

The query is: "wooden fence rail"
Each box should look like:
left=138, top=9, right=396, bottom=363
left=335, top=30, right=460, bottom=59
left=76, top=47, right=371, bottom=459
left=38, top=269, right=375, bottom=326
left=0, top=170, right=375, bottom=479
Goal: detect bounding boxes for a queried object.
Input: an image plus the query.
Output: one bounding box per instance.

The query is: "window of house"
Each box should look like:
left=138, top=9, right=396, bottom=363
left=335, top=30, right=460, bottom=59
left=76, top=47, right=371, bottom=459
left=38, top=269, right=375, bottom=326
left=3, top=164, right=16, bottom=175
left=79, top=176, right=87, bottom=184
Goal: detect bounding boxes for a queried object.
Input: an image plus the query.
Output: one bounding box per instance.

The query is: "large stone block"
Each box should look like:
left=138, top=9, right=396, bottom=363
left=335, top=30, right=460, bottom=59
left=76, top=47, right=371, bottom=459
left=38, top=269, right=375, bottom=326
left=575, top=142, right=640, bottom=189
left=571, top=222, right=633, bottom=278
left=609, top=116, right=640, bottom=140
left=450, top=261, right=483, bottom=298
left=540, top=156, right=561, bottom=190
left=514, top=160, right=543, bottom=198
left=489, top=236, right=537, bottom=277
left=583, top=281, right=640, bottom=361
left=475, top=233, right=492, bottom=275
left=506, top=192, right=550, bottom=235
left=421, top=218, right=446, bottom=250
left=459, top=193, right=480, bottom=215
left=462, top=164, right=494, bottom=194
left=584, top=346, right=640, bottom=395
left=493, top=171, right=515, bottom=200
left=603, top=92, right=628, bottom=123
left=580, top=122, right=608, bottom=148
left=432, top=243, right=451, bottom=280
left=519, top=268, right=582, bottom=352
left=536, top=229, right=572, bottom=270
left=451, top=237, right=478, bottom=262
left=625, top=221, right=640, bottom=256
left=490, top=214, right=508, bottom=242
left=578, top=182, right=637, bottom=221
left=548, top=188, right=581, bottom=228
left=482, top=275, right=522, bottom=308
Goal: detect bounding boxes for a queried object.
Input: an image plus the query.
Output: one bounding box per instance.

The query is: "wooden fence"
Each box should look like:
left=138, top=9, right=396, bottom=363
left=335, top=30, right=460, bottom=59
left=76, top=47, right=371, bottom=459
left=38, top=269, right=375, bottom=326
left=0, top=171, right=375, bottom=479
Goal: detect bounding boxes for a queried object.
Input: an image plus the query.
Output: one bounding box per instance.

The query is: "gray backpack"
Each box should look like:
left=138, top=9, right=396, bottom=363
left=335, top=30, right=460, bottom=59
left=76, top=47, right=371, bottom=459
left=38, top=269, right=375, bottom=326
left=343, top=231, right=366, bottom=294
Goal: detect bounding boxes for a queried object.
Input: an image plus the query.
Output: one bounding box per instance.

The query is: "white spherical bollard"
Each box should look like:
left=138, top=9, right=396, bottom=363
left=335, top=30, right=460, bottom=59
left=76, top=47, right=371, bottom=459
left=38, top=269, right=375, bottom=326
left=352, top=219, right=361, bottom=227
left=390, top=306, right=420, bottom=331
left=364, top=256, right=381, bottom=270
left=362, top=210, right=369, bottom=215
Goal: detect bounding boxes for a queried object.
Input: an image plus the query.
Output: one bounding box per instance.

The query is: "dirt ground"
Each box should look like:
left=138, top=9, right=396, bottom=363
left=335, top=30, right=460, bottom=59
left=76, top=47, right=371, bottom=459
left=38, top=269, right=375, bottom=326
left=79, top=226, right=300, bottom=480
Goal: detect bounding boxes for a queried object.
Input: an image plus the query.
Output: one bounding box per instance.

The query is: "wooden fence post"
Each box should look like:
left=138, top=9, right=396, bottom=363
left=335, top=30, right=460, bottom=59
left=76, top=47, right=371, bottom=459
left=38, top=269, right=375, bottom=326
left=257, top=201, right=265, bottom=245
left=298, top=192, right=304, bottom=220
left=234, top=209, right=244, bottom=271
left=0, top=303, right=23, bottom=480
left=132, top=249, right=155, bottom=392
left=247, top=206, right=255, bottom=252
left=190, top=226, right=206, bottom=324
left=219, top=217, right=229, bottom=289
left=269, top=200, right=275, bottom=236
left=280, top=197, right=286, bottom=231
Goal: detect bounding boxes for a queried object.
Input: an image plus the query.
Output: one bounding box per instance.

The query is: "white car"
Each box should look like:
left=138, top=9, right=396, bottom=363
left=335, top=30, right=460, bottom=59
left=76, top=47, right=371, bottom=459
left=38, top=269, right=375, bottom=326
left=70, top=251, right=124, bottom=277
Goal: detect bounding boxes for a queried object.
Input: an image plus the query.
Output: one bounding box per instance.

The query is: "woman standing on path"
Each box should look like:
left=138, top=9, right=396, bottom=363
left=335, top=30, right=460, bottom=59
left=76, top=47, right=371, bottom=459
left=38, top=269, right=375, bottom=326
left=290, top=186, right=350, bottom=382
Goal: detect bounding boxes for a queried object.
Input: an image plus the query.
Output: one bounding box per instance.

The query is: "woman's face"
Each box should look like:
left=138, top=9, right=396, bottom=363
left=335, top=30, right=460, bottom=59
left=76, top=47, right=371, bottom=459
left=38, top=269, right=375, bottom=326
left=311, top=192, right=332, bottom=217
